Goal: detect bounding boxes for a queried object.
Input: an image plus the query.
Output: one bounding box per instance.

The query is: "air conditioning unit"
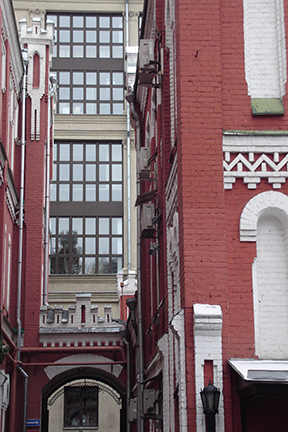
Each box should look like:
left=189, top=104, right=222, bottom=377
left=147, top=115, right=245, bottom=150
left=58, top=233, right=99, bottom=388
left=138, top=39, right=155, bottom=85
left=129, top=398, right=137, bottom=422
left=141, top=203, right=155, bottom=238
left=139, top=147, right=150, bottom=178
left=143, top=389, right=156, bottom=414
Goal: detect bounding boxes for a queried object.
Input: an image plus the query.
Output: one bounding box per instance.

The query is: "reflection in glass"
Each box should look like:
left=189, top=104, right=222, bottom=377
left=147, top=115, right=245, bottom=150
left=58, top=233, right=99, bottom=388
left=59, top=164, right=70, bottom=181
left=50, top=217, right=57, bottom=235
left=59, top=184, right=70, bottom=201
left=73, top=46, right=84, bottom=58
left=73, top=184, right=83, bottom=201
left=73, top=72, right=84, bottom=85
left=99, top=17, right=110, bottom=28
left=59, top=87, right=70, bottom=99
left=73, top=144, right=83, bottom=161
left=59, top=30, right=70, bottom=43
left=112, top=237, right=122, bottom=254
left=73, top=103, right=84, bottom=114
left=59, top=72, right=70, bottom=85
left=112, top=17, right=123, bottom=28
left=73, top=164, right=83, bottom=181
left=100, top=88, right=110, bottom=100
left=99, top=218, right=109, bottom=235
left=99, top=257, right=109, bottom=273
left=85, top=238, right=96, bottom=254
left=86, top=218, right=96, bottom=234
left=59, top=45, right=70, bottom=58
left=59, top=217, right=70, bottom=233
left=113, top=103, right=123, bottom=114
left=112, top=144, right=122, bottom=161
left=86, top=31, right=97, bottom=43
left=59, top=102, right=70, bottom=114
left=112, top=31, right=123, bottom=43
left=99, top=184, right=109, bottom=201
left=59, top=16, right=70, bottom=27
left=99, top=237, right=109, bottom=254
left=112, top=184, right=122, bottom=201
left=112, top=218, right=122, bottom=235
left=73, top=30, right=84, bottom=43
left=73, top=88, right=84, bottom=100
left=99, top=164, right=109, bottom=181
left=86, top=46, right=97, bottom=58
left=113, top=88, right=123, bottom=101
left=100, top=73, right=110, bottom=85
left=86, top=165, right=96, bottom=181
left=72, top=217, right=83, bottom=235
left=86, top=184, right=96, bottom=201
left=58, top=257, right=69, bottom=274
left=86, top=16, right=96, bottom=28
left=49, top=237, right=56, bottom=254
left=112, top=46, right=123, bottom=58
left=86, top=145, right=96, bottom=161
left=50, top=183, right=56, bottom=201
left=113, top=72, right=123, bottom=85
left=72, top=256, right=82, bottom=274
left=99, top=46, right=110, bottom=58
left=85, top=257, right=96, bottom=274
left=86, top=104, right=97, bottom=114
left=73, top=16, right=84, bottom=28
left=99, top=31, right=110, bottom=43
left=112, top=257, right=122, bottom=273
left=86, top=73, right=97, bottom=85
left=112, top=164, right=122, bottom=181
left=86, top=87, right=97, bottom=100
left=99, top=145, right=109, bottom=161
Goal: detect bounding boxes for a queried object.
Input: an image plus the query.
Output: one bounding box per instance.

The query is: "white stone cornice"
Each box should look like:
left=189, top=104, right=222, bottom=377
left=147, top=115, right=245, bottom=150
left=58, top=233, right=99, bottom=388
left=223, top=134, right=288, bottom=190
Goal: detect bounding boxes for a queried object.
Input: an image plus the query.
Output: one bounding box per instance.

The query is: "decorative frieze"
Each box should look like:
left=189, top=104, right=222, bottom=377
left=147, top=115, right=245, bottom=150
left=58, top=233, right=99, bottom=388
left=223, top=133, right=288, bottom=190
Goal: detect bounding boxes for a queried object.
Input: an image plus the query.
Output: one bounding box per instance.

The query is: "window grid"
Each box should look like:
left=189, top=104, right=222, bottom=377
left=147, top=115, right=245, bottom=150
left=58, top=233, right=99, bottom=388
left=47, top=13, right=124, bottom=115
left=49, top=216, right=123, bottom=275
left=51, top=142, right=123, bottom=203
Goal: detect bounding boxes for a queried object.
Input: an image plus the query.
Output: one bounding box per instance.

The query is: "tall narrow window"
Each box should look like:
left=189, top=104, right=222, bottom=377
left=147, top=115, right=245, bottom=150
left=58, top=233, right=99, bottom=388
left=33, top=53, right=40, bottom=88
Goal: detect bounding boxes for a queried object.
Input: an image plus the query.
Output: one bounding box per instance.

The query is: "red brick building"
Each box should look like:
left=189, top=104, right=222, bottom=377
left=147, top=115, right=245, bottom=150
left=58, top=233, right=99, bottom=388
left=127, top=0, right=288, bottom=431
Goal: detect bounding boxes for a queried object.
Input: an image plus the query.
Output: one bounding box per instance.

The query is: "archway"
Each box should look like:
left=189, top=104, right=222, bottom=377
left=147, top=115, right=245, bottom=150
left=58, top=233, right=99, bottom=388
left=41, top=367, right=126, bottom=432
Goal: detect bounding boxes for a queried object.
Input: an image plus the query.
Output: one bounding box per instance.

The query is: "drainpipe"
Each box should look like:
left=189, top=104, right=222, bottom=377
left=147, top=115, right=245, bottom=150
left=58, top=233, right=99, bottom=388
left=122, top=330, right=131, bottom=432
left=43, top=74, right=57, bottom=306
left=17, top=49, right=28, bottom=432
left=125, top=0, right=131, bottom=273
left=17, top=50, right=27, bottom=360
left=126, top=93, right=144, bottom=432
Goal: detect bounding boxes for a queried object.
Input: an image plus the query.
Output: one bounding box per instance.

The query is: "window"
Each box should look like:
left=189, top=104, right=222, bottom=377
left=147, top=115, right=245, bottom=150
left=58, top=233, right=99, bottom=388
left=51, top=141, right=123, bottom=202
left=47, top=13, right=124, bottom=115
left=64, top=385, right=98, bottom=428
left=49, top=140, right=123, bottom=275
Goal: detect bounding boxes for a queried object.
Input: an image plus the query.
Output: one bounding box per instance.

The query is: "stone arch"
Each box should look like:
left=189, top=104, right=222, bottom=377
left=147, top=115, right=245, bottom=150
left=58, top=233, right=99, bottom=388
left=240, top=191, right=288, bottom=241
left=240, top=191, right=288, bottom=359
left=41, top=366, right=126, bottom=432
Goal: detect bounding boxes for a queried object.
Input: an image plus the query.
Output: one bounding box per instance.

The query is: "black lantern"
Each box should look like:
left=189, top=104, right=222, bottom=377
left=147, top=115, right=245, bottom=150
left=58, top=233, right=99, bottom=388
left=200, top=380, right=220, bottom=432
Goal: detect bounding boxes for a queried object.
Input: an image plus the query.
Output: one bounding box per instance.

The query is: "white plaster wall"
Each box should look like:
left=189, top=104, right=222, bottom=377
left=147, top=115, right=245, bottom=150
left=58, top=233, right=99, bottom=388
left=243, top=0, right=286, bottom=98
left=254, top=213, right=288, bottom=359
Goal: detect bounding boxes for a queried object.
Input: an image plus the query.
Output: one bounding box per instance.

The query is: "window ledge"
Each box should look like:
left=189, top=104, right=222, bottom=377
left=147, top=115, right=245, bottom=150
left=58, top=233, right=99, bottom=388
left=251, top=98, right=284, bottom=116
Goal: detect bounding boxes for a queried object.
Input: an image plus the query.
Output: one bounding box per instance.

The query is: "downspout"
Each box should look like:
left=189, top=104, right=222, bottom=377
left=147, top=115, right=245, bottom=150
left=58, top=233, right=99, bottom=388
left=125, top=0, right=131, bottom=273
left=43, top=75, right=57, bottom=306
left=17, top=49, right=28, bottom=432
left=122, top=332, right=131, bottom=432
left=126, top=94, right=144, bottom=432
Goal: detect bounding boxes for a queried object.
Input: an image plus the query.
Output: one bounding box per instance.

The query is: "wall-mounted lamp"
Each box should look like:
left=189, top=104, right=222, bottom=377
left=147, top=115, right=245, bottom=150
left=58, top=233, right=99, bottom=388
left=148, top=242, right=159, bottom=256
left=200, top=380, right=220, bottom=432
left=126, top=297, right=138, bottom=335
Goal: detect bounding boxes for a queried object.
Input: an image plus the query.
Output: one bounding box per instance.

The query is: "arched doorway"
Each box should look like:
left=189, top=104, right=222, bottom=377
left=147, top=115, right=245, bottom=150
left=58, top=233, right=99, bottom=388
left=41, top=367, right=126, bottom=432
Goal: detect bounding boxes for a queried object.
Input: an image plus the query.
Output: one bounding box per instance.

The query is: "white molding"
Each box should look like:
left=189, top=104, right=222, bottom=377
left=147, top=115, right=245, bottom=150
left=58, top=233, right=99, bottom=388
left=193, top=304, right=225, bottom=432
left=223, top=134, right=288, bottom=190
left=239, top=191, right=288, bottom=241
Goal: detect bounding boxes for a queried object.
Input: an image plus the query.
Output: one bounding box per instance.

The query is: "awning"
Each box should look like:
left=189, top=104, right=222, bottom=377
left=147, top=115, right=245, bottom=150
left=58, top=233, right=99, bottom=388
left=228, top=358, right=288, bottom=383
